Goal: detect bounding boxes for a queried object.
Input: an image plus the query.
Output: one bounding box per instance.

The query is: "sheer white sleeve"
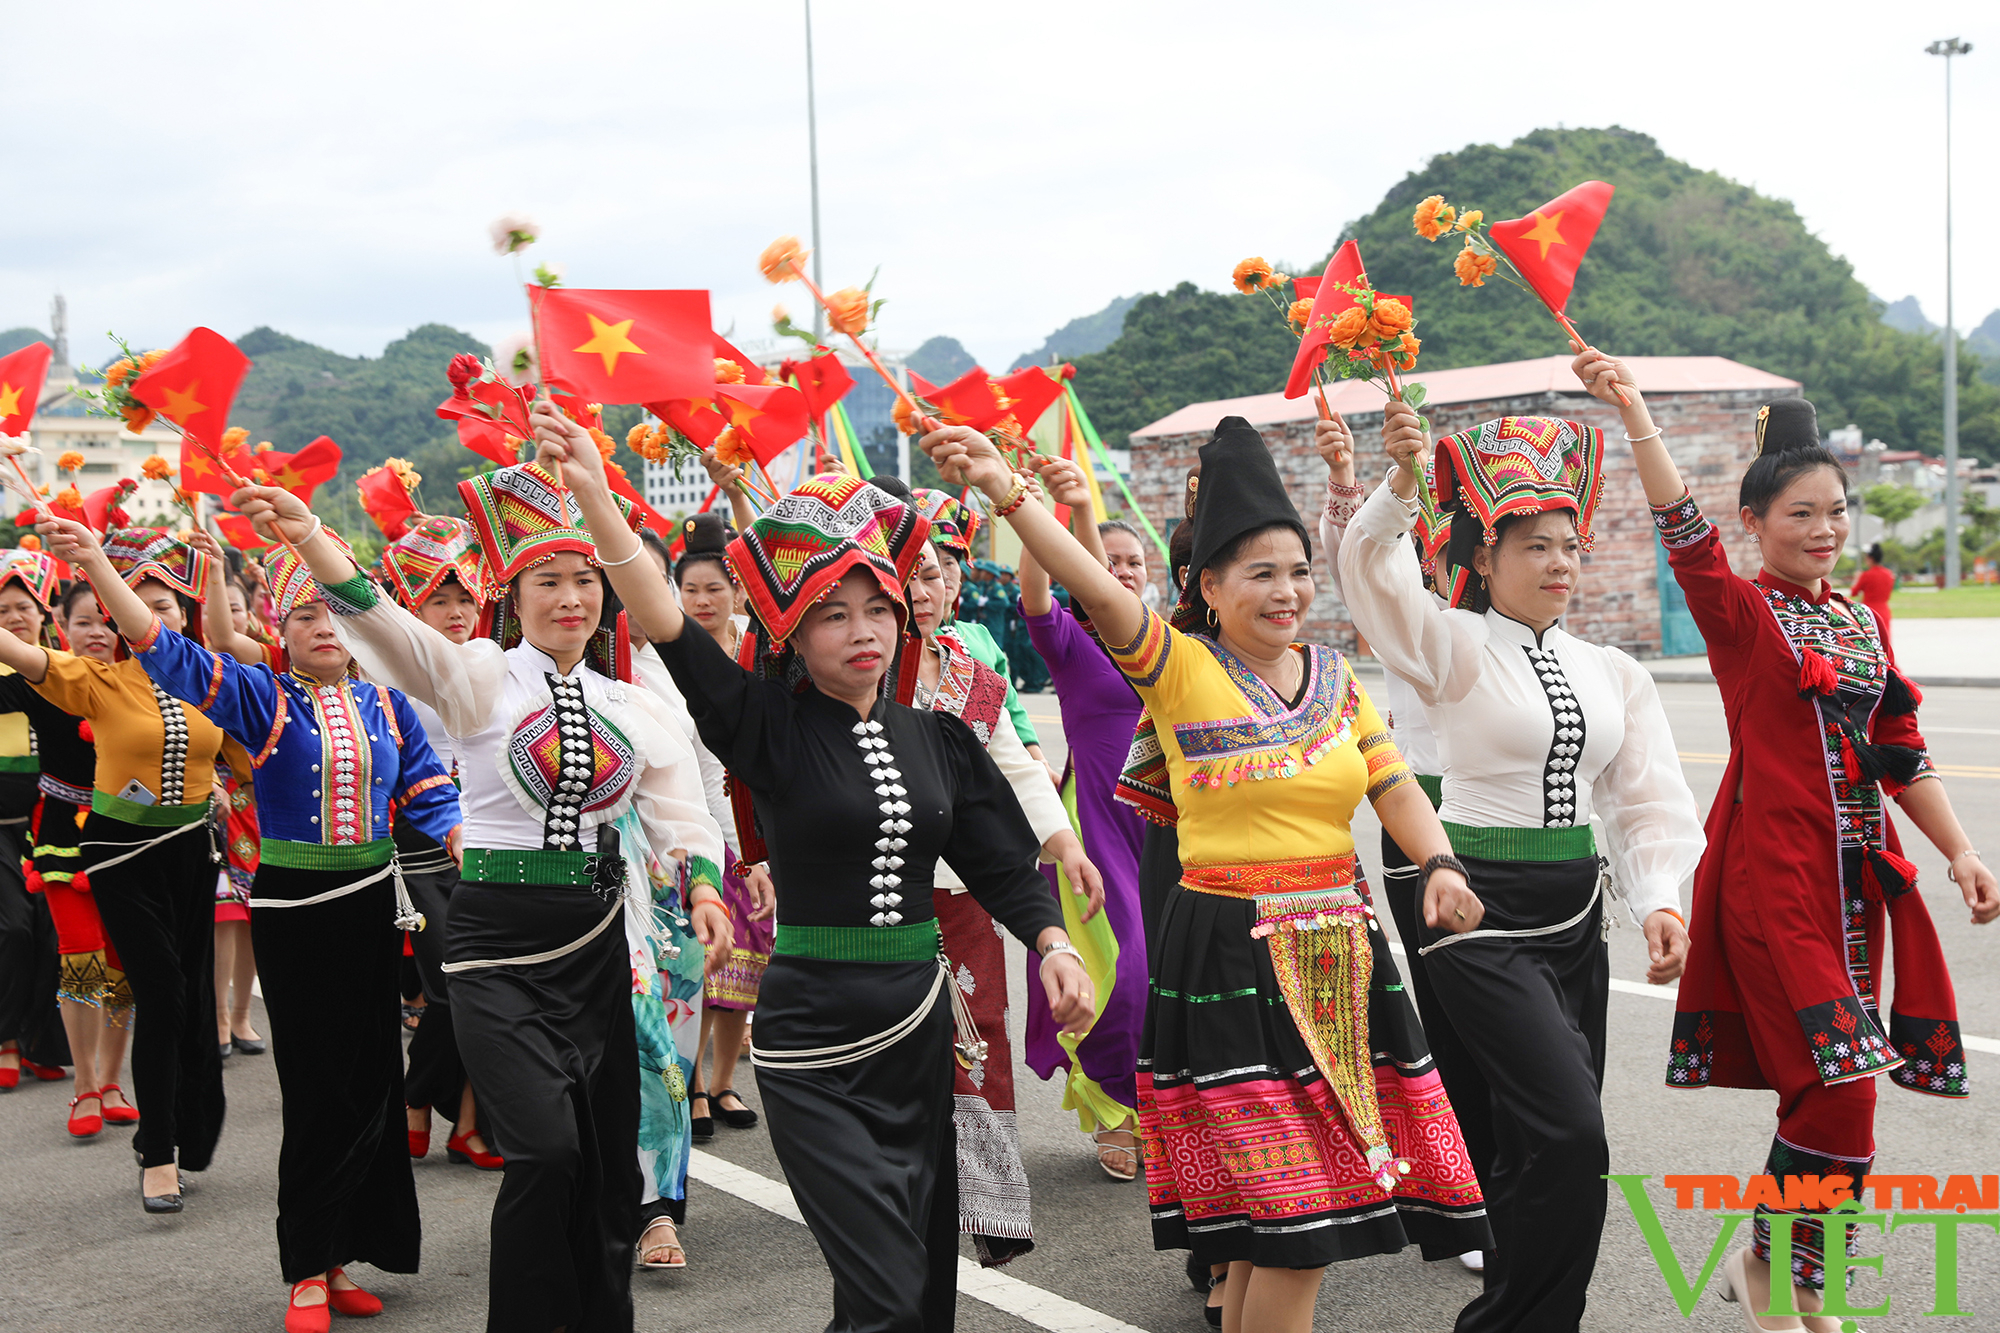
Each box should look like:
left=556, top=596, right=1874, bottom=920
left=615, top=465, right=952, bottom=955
left=1336, top=481, right=1486, bottom=706
left=1592, top=651, right=1705, bottom=924
left=332, top=593, right=508, bottom=738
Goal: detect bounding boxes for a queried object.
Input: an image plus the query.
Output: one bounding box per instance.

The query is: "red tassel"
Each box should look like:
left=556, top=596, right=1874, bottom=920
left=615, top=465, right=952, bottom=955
left=1840, top=734, right=1863, bottom=783
left=1863, top=846, right=1919, bottom=902
left=1797, top=648, right=1838, bottom=698
left=77, top=720, right=94, bottom=744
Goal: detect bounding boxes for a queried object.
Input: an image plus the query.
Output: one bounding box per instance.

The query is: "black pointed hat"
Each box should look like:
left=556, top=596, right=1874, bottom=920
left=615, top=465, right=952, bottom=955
left=1755, top=398, right=1820, bottom=456
left=1171, top=416, right=1309, bottom=631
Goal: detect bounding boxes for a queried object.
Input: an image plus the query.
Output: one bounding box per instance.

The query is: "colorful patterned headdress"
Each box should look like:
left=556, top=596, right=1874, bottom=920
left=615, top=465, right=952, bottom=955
left=103, top=528, right=214, bottom=602
left=0, top=549, right=59, bottom=612
left=1431, top=416, right=1605, bottom=608
left=267, top=527, right=358, bottom=621
left=378, top=515, right=489, bottom=610
left=457, top=461, right=636, bottom=586
left=910, top=488, right=982, bottom=561
left=727, top=472, right=932, bottom=646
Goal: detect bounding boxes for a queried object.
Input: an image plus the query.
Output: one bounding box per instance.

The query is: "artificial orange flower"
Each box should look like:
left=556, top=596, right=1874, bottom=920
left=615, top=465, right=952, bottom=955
left=17, top=535, right=39, bottom=552
left=252, top=468, right=269, bottom=484
left=1456, top=209, right=1483, bottom=232
left=35, top=484, right=49, bottom=497
left=589, top=427, right=616, bottom=460
left=825, top=287, right=870, bottom=337
left=221, top=426, right=250, bottom=451
left=640, top=426, right=675, bottom=463
left=1413, top=195, right=1454, bottom=241
left=105, top=359, right=136, bottom=389
left=714, top=358, right=746, bottom=384
left=1286, top=298, right=1314, bottom=329
left=1368, top=298, right=1414, bottom=343
left=140, top=454, right=175, bottom=480
left=1391, top=332, right=1421, bottom=371
left=759, top=236, right=809, bottom=284
left=1454, top=245, right=1497, bottom=287
left=605, top=458, right=627, bottom=482
left=55, top=486, right=82, bottom=510
left=1326, top=306, right=1370, bottom=349
left=120, top=405, right=155, bottom=434
left=56, top=451, right=85, bottom=473
left=1231, top=257, right=1277, bottom=294
left=891, top=396, right=917, bottom=436
left=714, top=426, right=753, bottom=466
left=255, top=441, right=274, bottom=454
left=626, top=423, right=650, bottom=450
left=140, top=349, right=166, bottom=371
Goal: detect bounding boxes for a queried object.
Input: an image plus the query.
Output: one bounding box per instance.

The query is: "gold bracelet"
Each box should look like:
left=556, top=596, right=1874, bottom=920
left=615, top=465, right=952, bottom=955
left=993, top=477, right=1030, bottom=518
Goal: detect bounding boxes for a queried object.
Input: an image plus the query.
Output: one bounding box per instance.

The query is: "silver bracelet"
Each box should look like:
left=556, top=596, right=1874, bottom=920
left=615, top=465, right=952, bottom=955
left=597, top=537, right=646, bottom=568
left=1948, top=849, right=1984, bottom=884
left=1039, top=940, right=1084, bottom=965
left=290, top=513, right=322, bottom=546
left=1625, top=427, right=1663, bottom=444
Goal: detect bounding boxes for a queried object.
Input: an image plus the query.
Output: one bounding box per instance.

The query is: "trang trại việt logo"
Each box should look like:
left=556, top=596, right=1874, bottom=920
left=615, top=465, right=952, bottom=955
left=1611, top=1173, right=2000, bottom=1321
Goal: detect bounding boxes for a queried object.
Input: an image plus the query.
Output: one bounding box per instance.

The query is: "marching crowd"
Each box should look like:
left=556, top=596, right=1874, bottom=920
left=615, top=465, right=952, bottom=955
left=0, top=344, right=1994, bottom=1333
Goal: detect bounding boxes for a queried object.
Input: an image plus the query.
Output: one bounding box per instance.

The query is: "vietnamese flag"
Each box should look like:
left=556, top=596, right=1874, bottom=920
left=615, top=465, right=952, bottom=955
left=1488, top=181, right=1615, bottom=316
left=82, top=480, right=138, bottom=534
left=130, top=328, right=252, bottom=452
left=534, top=288, right=714, bottom=405
left=993, top=366, right=1064, bottom=433
left=780, top=351, right=854, bottom=419
left=254, top=436, right=342, bottom=504
left=921, top=367, right=1008, bottom=432
left=1286, top=242, right=1414, bottom=399
left=356, top=465, right=420, bottom=541
left=214, top=513, right=271, bottom=551
left=650, top=382, right=811, bottom=467
left=713, top=336, right=773, bottom=387
left=0, top=341, right=52, bottom=437
left=179, top=429, right=257, bottom=498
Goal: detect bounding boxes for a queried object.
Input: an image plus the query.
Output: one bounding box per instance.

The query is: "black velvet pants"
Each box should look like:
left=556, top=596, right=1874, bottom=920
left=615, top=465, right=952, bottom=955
left=252, top=861, right=420, bottom=1282
left=755, top=954, right=959, bottom=1333
left=84, top=814, right=225, bottom=1170
left=446, top=879, right=639, bottom=1333
left=398, top=832, right=466, bottom=1119
left=0, top=817, right=68, bottom=1065
left=1415, top=855, right=1609, bottom=1333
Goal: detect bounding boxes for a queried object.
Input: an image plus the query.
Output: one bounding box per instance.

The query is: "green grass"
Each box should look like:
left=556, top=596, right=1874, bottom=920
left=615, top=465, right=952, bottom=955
left=1889, top=584, right=2000, bottom=618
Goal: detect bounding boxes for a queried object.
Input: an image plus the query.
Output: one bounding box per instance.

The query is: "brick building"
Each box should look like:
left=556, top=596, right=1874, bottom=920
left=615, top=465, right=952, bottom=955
left=1127, top=355, right=1800, bottom=658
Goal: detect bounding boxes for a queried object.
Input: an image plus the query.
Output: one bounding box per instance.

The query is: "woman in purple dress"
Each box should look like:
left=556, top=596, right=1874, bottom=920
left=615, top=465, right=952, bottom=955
left=1017, top=456, right=1150, bottom=1181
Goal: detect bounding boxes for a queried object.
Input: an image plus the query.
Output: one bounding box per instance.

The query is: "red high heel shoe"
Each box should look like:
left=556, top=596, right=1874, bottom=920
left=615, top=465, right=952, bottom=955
left=408, top=1128, right=430, bottom=1158
left=67, top=1089, right=103, bottom=1138
left=445, top=1128, right=504, bottom=1171
left=284, top=1279, right=331, bottom=1333
left=22, top=1058, right=66, bottom=1082
left=326, top=1268, right=384, bottom=1317
left=99, top=1084, right=139, bottom=1124
left=0, top=1043, right=18, bottom=1089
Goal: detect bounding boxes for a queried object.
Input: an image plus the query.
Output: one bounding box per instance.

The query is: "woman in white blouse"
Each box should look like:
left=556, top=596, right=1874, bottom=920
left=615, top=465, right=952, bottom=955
left=1338, top=399, right=1703, bottom=1333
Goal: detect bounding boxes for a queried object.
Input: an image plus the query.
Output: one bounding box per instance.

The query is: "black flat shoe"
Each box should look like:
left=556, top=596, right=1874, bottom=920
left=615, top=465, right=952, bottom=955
left=712, top=1089, right=758, bottom=1130
left=140, top=1169, right=183, bottom=1214
left=689, top=1092, right=714, bottom=1142
left=232, top=1035, right=267, bottom=1055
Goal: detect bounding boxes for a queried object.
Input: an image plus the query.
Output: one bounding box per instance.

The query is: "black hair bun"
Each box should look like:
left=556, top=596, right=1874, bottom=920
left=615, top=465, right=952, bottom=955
left=680, top=510, right=734, bottom=555
left=867, top=474, right=914, bottom=503
left=1755, top=398, right=1820, bottom=457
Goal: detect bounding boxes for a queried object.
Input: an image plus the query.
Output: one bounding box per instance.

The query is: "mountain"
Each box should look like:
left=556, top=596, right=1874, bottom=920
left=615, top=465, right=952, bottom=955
left=0, top=328, right=51, bottom=358
left=1009, top=295, right=1140, bottom=370
left=1071, top=126, right=2000, bottom=462
left=906, top=336, right=977, bottom=384
left=1970, top=309, right=2000, bottom=386
left=1877, top=295, right=1935, bottom=335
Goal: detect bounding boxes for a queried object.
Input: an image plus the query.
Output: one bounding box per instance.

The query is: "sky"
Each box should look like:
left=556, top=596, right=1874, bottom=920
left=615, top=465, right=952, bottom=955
left=3, top=1, right=1995, bottom=374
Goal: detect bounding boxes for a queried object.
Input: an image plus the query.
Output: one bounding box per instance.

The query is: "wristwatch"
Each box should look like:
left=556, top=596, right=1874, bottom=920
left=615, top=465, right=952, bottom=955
left=1040, top=940, right=1084, bottom=965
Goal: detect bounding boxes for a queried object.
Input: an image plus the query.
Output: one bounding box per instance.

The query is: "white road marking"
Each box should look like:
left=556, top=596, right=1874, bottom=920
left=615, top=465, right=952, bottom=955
left=688, top=1149, right=1150, bottom=1333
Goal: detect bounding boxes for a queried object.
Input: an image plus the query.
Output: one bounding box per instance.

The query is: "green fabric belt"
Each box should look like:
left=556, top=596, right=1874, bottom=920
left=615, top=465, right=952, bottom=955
left=462, top=847, right=598, bottom=887
left=91, top=791, right=211, bottom=827
left=773, top=920, right=941, bottom=962
left=259, top=838, right=395, bottom=872
left=1441, top=820, right=1597, bottom=863
left=0, top=755, right=39, bottom=773
left=1415, top=774, right=1442, bottom=808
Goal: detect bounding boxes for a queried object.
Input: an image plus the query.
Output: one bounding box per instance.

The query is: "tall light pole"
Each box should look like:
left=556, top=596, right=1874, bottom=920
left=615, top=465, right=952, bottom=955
left=805, top=0, right=825, bottom=341
left=1928, top=37, right=1971, bottom=589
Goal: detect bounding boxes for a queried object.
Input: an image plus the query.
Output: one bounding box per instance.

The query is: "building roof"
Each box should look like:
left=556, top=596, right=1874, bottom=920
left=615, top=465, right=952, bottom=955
left=1129, top=354, right=1802, bottom=440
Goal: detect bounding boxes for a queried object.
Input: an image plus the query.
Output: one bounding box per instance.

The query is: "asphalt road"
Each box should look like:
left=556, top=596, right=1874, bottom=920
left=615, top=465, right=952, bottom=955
left=1, top=679, right=1995, bottom=1332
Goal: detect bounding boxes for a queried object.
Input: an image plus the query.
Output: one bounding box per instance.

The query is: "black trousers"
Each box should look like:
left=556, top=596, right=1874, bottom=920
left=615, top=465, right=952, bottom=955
left=1381, top=831, right=1496, bottom=1184
left=399, top=839, right=467, bottom=1119
left=85, top=814, right=225, bottom=1170
left=253, top=861, right=421, bottom=1282
left=0, top=817, right=68, bottom=1065
left=447, top=879, right=639, bottom=1333
left=756, top=954, right=959, bottom=1333
left=1415, top=855, right=1609, bottom=1333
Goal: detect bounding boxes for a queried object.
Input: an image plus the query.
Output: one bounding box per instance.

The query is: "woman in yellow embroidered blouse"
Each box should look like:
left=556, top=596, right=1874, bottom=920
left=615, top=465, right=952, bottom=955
left=923, top=416, right=1489, bottom=1333
left=0, top=529, right=227, bottom=1213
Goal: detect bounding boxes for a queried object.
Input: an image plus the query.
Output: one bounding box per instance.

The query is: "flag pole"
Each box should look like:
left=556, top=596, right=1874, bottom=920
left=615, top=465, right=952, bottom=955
left=804, top=0, right=825, bottom=345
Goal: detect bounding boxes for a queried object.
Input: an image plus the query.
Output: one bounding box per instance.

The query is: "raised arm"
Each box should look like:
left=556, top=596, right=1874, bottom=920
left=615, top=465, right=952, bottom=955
left=41, top=516, right=159, bottom=647
left=1572, top=346, right=1686, bottom=508
left=920, top=425, right=1141, bottom=649
left=701, top=448, right=759, bottom=533
left=188, top=529, right=266, bottom=666
left=1314, top=411, right=1362, bottom=604
left=1019, top=454, right=1103, bottom=617
left=0, top=622, right=49, bottom=683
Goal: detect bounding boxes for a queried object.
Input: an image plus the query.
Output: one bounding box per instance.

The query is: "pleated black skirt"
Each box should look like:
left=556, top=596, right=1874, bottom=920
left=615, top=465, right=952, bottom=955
left=251, top=860, right=420, bottom=1282
left=396, top=829, right=466, bottom=1117
left=755, top=954, right=959, bottom=1333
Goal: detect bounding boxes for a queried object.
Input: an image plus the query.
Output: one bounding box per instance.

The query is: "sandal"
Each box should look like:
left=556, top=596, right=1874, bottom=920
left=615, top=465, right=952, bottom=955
left=638, top=1216, right=687, bottom=1269
left=1092, top=1126, right=1140, bottom=1182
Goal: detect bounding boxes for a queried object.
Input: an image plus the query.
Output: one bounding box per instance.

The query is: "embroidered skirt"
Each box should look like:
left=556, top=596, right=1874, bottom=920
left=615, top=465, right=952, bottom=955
left=1139, top=865, right=1489, bottom=1269
left=702, top=849, right=773, bottom=1011
left=936, top=887, right=1033, bottom=1266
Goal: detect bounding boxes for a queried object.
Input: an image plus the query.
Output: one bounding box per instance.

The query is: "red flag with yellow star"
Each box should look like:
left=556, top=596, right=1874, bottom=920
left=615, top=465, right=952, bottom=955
left=1488, top=181, right=1614, bottom=316
left=647, top=382, right=810, bottom=467
left=993, top=366, right=1064, bottom=434
left=0, top=342, right=52, bottom=437
left=214, top=513, right=271, bottom=551
left=1287, top=242, right=1366, bottom=398
left=533, top=288, right=714, bottom=405
left=179, top=428, right=258, bottom=498
left=129, top=328, right=252, bottom=452
left=253, top=436, right=343, bottom=504
left=779, top=351, right=854, bottom=420
left=713, top=336, right=773, bottom=387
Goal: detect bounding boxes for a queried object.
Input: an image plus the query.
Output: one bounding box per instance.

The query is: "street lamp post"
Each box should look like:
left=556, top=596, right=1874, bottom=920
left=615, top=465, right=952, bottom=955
left=1927, top=37, right=1971, bottom=589
left=805, top=0, right=825, bottom=343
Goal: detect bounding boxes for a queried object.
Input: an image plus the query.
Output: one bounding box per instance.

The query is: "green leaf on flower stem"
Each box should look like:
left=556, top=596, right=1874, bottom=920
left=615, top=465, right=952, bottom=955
left=1403, top=382, right=1429, bottom=408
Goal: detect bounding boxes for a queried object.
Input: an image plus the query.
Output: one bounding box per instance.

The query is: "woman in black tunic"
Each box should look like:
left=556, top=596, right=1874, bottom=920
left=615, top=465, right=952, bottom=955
left=531, top=410, right=1096, bottom=1333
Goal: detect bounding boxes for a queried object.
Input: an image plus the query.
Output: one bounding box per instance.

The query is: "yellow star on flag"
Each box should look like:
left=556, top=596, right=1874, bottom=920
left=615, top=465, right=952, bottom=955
left=724, top=398, right=767, bottom=432
left=1520, top=210, right=1567, bottom=261
left=574, top=314, right=647, bottom=377
left=0, top=382, right=21, bottom=420
left=159, top=380, right=209, bottom=422
left=271, top=464, right=305, bottom=491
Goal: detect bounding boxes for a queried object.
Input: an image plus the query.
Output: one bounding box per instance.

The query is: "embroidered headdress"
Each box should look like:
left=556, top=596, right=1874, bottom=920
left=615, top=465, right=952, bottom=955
left=377, top=515, right=489, bottom=610
left=1431, top=415, right=1605, bottom=609
left=1172, top=416, right=1310, bottom=632
left=457, top=461, right=636, bottom=585
left=727, top=472, right=931, bottom=647
left=0, top=548, right=59, bottom=612
left=103, top=528, right=213, bottom=601
left=910, top=488, right=982, bottom=561
left=267, top=527, right=358, bottom=620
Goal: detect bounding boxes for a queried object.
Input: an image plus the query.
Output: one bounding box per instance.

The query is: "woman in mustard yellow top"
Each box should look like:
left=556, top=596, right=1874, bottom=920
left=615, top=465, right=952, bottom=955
left=924, top=418, right=1491, bottom=1333
left=0, top=529, right=227, bottom=1214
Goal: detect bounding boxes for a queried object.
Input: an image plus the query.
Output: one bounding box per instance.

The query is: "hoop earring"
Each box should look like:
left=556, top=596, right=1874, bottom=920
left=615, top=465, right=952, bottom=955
left=1206, top=606, right=1218, bottom=628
